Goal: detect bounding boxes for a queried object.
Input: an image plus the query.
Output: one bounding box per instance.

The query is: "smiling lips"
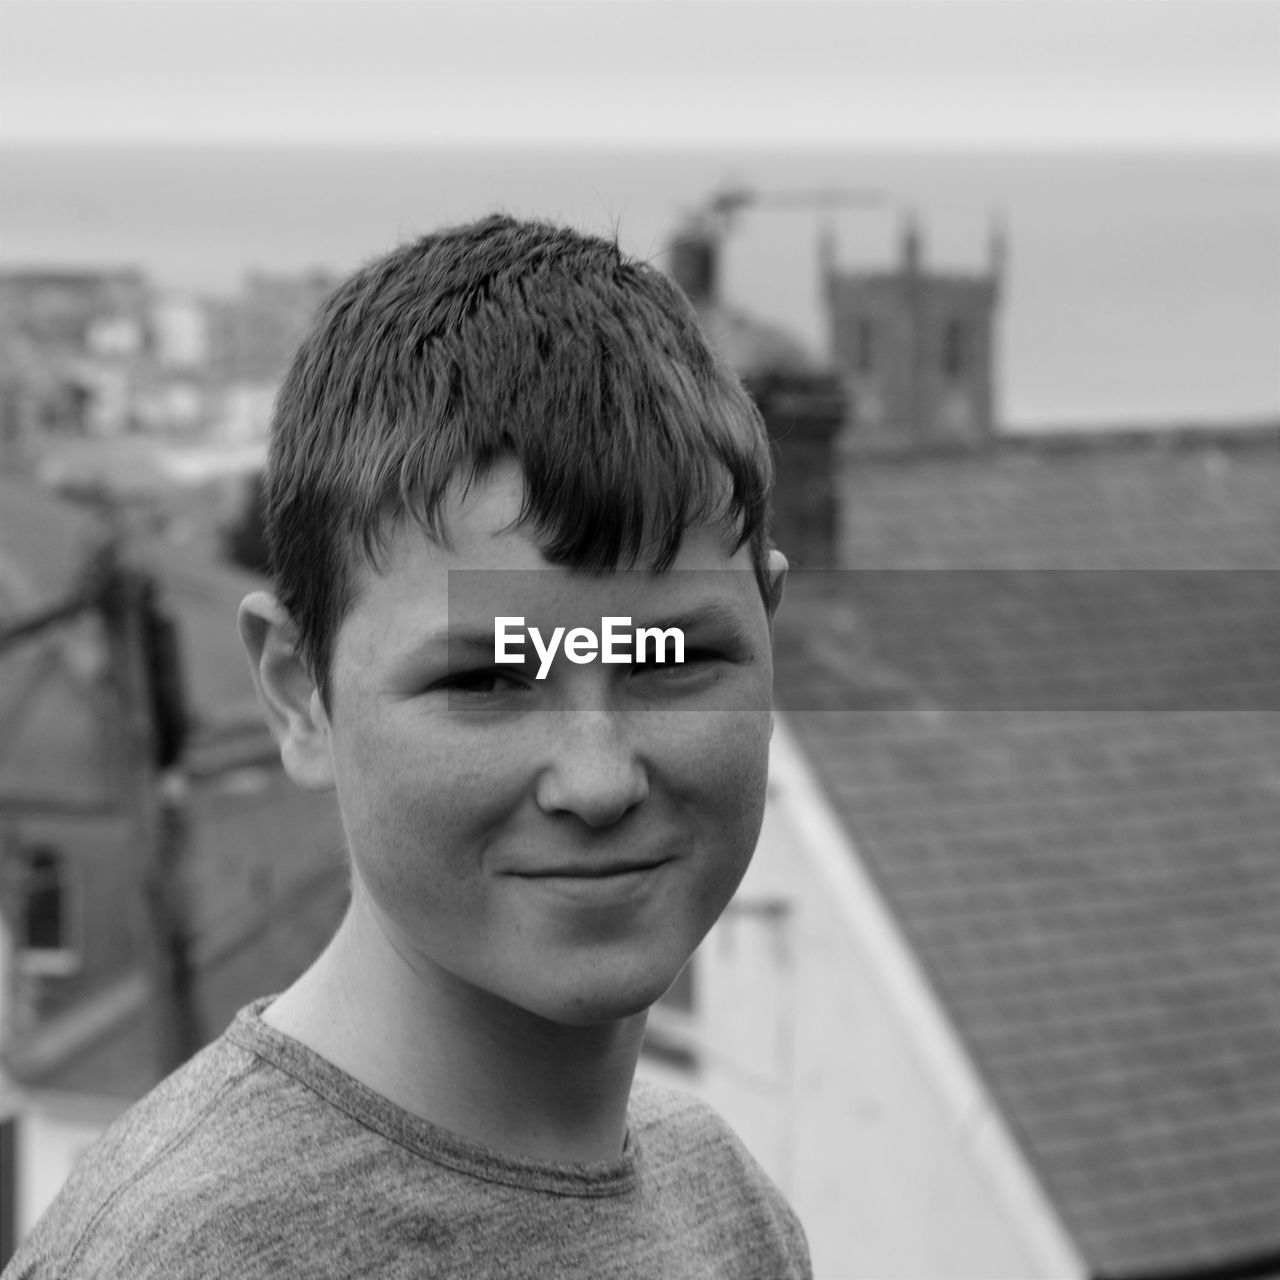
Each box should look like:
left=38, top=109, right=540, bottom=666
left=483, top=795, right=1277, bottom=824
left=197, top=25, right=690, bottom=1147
left=512, top=859, right=671, bottom=880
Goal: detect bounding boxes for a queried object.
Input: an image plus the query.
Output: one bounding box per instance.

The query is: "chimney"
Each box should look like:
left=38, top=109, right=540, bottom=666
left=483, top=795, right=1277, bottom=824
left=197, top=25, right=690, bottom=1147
left=667, top=217, right=719, bottom=308
left=745, top=370, right=847, bottom=569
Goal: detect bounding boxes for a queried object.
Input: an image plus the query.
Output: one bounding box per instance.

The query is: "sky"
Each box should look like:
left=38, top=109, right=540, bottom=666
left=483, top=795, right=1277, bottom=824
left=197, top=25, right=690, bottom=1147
left=2, top=0, right=1277, bottom=150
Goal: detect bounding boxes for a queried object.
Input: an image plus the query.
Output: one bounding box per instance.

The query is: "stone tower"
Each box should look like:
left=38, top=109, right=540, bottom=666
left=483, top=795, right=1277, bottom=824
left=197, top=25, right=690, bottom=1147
left=827, top=214, right=1003, bottom=448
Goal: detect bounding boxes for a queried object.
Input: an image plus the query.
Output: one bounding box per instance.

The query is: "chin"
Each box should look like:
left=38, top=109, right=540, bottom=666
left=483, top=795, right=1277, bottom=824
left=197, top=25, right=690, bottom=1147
left=517, top=965, right=676, bottom=1028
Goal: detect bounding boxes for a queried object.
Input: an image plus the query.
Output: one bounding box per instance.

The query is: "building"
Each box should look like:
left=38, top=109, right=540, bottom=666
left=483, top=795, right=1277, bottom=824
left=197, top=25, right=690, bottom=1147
left=0, top=478, right=348, bottom=1255
left=205, top=270, right=336, bottom=387
left=204, top=270, right=337, bottom=440
left=0, top=269, right=220, bottom=446
left=0, top=271, right=149, bottom=362
left=827, top=214, right=1003, bottom=448
left=0, top=269, right=152, bottom=442
left=652, top=208, right=1280, bottom=1277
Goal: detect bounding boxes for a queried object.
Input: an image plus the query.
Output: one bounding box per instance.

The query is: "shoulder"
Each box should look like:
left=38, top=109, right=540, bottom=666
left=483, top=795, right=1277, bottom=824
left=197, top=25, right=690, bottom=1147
left=628, top=1076, right=760, bottom=1174
left=4, top=1031, right=303, bottom=1279
left=628, top=1079, right=812, bottom=1278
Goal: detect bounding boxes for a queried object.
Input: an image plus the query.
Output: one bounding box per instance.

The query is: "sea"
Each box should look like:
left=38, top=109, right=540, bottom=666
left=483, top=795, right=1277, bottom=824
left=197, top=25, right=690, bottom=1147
left=2, top=144, right=1277, bottom=429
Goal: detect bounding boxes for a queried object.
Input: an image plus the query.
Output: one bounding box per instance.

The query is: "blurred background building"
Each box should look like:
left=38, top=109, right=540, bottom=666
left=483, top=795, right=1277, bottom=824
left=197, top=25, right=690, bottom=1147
left=827, top=212, right=1003, bottom=448
left=645, top=197, right=1280, bottom=1280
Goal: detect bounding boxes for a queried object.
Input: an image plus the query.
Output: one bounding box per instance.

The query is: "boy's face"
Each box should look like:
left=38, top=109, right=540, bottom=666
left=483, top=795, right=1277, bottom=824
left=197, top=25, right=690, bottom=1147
left=308, top=459, right=782, bottom=1027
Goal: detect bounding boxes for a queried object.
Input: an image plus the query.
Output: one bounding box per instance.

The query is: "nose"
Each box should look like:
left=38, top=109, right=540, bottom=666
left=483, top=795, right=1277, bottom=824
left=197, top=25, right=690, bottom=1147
left=535, top=710, right=649, bottom=828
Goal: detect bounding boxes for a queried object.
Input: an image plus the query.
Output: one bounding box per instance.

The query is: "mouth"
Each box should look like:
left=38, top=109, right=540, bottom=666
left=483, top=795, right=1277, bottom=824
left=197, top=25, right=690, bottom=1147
left=512, top=858, right=672, bottom=881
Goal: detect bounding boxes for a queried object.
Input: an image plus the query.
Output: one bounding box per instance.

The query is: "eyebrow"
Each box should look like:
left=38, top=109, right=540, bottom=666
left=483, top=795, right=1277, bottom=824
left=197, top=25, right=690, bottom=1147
left=390, top=629, right=493, bottom=669
left=445, top=630, right=503, bottom=649
left=644, top=600, right=750, bottom=633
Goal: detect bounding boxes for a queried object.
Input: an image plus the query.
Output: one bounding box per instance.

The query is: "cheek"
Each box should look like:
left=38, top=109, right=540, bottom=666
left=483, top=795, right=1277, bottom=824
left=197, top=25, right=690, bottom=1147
left=669, top=710, right=772, bottom=861
left=329, top=728, right=451, bottom=890
left=332, top=719, right=529, bottom=889
left=685, top=709, right=771, bottom=796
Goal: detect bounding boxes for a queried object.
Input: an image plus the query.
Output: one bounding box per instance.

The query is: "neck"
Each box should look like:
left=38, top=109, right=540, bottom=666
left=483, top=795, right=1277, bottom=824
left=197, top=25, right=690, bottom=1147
left=263, top=891, right=646, bottom=1164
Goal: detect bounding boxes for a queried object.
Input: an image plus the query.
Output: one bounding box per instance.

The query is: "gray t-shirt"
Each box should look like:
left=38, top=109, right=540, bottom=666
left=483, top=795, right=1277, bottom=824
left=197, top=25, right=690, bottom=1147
left=6, top=998, right=812, bottom=1279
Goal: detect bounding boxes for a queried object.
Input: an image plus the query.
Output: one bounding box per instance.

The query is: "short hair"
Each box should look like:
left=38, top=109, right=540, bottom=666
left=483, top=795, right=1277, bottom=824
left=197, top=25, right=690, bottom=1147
left=265, top=214, right=776, bottom=709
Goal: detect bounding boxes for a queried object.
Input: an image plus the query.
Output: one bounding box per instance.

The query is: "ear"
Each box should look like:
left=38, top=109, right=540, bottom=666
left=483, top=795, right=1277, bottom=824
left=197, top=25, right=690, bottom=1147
left=765, top=550, right=787, bottom=738
left=238, top=591, right=335, bottom=792
left=765, top=548, right=788, bottom=622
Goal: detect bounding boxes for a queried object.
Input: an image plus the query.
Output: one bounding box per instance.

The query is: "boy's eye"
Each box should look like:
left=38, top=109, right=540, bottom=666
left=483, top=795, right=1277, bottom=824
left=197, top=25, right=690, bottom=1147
left=635, top=649, right=721, bottom=676
left=437, top=668, right=528, bottom=696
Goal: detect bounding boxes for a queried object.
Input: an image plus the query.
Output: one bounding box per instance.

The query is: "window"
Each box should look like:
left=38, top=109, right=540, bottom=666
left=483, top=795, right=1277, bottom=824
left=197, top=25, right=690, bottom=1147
left=15, top=844, right=81, bottom=977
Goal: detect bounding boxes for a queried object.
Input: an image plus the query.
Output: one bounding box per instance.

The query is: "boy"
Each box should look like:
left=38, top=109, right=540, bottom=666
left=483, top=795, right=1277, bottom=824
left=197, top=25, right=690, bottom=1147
left=6, top=215, right=809, bottom=1278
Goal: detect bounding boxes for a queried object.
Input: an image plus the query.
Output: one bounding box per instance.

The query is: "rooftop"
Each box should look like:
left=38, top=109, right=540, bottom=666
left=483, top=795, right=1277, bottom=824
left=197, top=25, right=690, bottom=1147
left=775, top=425, right=1280, bottom=1277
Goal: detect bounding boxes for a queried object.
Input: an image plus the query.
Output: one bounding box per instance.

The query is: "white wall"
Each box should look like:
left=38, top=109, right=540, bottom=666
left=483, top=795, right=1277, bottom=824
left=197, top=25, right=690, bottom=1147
left=642, top=723, right=1086, bottom=1280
